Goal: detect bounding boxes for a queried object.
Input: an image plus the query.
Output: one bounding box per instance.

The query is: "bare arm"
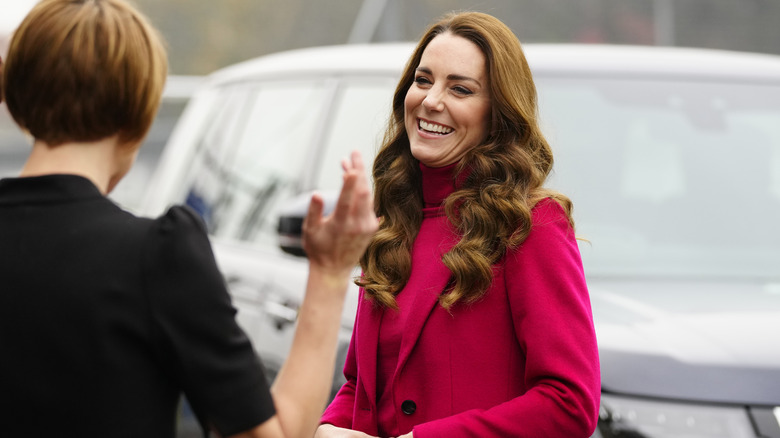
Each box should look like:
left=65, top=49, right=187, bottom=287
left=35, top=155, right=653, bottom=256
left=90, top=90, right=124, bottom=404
left=314, top=424, right=378, bottom=437
left=229, top=151, right=378, bottom=438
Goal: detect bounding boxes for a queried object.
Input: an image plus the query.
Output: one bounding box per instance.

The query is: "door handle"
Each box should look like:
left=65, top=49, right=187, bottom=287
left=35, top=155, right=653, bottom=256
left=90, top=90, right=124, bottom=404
left=264, top=299, right=298, bottom=330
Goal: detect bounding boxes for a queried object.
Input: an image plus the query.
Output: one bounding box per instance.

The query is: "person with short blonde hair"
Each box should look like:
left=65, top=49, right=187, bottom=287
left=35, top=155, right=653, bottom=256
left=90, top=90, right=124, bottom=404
left=4, top=0, right=167, bottom=146
left=0, top=1, right=378, bottom=437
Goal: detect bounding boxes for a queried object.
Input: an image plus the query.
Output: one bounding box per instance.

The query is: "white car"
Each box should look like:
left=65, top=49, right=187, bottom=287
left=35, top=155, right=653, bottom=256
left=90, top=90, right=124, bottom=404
left=141, top=43, right=780, bottom=438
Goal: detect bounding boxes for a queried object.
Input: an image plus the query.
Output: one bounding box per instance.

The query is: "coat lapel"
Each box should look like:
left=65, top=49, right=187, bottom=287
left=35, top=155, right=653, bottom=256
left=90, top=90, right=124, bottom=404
left=395, top=235, right=455, bottom=374
left=355, top=245, right=454, bottom=405
left=355, top=292, right=382, bottom=408
left=358, top=212, right=459, bottom=405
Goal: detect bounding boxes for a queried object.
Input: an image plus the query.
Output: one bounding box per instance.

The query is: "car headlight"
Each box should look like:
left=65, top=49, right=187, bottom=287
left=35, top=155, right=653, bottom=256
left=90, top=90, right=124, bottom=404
left=597, top=394, right=756, bottom=438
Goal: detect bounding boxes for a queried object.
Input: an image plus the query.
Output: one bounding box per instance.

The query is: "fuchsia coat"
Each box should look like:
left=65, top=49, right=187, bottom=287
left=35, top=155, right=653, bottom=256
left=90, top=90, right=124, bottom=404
left=322, top=191, right=601, bottom=437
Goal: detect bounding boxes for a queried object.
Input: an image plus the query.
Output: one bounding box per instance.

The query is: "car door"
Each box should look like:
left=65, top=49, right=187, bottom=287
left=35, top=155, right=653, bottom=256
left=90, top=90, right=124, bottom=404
left=152, top=77, right=338, bottom=377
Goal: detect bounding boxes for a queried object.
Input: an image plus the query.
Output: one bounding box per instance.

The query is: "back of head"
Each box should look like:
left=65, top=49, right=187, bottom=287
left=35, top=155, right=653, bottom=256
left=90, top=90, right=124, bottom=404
left=3, top=0, right=168, bottom=146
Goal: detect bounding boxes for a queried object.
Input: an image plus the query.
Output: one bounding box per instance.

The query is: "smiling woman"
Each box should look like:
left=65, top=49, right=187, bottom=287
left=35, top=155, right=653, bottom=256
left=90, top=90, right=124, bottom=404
left=317, top=11, right=600, bottom=438
left=404, top=32, right=492, bottom=168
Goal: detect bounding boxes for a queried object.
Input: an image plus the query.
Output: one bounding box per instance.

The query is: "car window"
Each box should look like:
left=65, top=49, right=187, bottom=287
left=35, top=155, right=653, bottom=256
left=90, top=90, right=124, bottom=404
left=538, top=77, right=780, bottom=279
left=182, top=80, right=332, bottom=247
left=0, top=106, right=30, bottom=177
left=314, top=78, right=397, bottom=192
left=179, top=86, right=253, bottom=221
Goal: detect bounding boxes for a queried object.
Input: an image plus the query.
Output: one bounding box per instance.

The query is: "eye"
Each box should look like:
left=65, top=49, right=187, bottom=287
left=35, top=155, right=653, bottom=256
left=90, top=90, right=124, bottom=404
left=452, top=85, right=473, bottom=96
left=414, top=76, right=432, bottom=86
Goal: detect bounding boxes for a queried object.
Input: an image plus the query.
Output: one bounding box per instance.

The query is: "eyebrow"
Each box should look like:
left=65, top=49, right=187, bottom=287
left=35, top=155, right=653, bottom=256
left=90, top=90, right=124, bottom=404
left=416, top=67, right=483, bottom=87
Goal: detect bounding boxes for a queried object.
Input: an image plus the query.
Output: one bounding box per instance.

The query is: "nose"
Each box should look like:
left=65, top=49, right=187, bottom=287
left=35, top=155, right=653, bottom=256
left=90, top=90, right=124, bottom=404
left=422, top=86, right=445, bottom=112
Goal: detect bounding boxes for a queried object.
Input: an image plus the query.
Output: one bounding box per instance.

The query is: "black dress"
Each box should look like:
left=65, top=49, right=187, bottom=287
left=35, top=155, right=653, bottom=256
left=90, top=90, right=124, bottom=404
left=0, top=174, right=274, bottom=437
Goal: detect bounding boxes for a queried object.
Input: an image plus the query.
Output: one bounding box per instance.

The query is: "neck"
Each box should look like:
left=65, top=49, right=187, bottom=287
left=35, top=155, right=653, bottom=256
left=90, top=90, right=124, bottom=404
left=421, top=161, right=459, bottom=206
left=20, top=136, right=137, bottom=195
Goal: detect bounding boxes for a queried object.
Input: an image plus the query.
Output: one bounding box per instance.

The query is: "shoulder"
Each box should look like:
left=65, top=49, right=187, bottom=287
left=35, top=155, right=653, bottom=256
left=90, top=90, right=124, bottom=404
left=151, top=205, right=208, bottom=236
left=144, top=205, right=216, bottom=271
left=528, top=197, right=575, bottom=240
left=502, top=198, right=587, bottom=291
left=149, top=205, right=210, bottom=248
left=530, top=197, right=570, bottom=226
left=506, top=198, right=578, bottom=261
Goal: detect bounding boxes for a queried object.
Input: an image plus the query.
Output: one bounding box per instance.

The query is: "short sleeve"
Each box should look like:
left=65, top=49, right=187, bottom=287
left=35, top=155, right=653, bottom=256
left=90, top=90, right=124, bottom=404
left=142, top=206, right=275, bottom=435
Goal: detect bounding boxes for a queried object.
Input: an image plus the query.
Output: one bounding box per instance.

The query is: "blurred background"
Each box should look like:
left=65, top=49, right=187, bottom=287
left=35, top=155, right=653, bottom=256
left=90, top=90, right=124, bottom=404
left=3, top=0, right=780, bottom=75
left=116, top=0, right=780, bottom=74
left=2, top=0, right=780, bottom=211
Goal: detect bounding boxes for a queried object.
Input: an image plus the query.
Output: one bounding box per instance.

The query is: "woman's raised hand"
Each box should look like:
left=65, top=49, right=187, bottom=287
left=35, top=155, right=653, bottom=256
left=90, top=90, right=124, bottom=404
left=302, top=151, right=378, bottom=277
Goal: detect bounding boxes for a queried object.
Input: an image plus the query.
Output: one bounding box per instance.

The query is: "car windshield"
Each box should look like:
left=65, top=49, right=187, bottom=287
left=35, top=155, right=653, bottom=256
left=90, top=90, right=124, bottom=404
left=538, top=76, right=780, bottom=280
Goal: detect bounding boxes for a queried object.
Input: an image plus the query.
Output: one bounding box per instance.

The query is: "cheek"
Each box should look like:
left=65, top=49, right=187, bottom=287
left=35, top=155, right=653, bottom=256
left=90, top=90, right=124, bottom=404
left=403, top=89, right=416, bottom=114
left=405, top=84, right=428, bottom=109
left=476, top=104, right=492, bottom=139
left=481, top=114, right=491, bottom=137
left=404, top=92, right=418, bottom=126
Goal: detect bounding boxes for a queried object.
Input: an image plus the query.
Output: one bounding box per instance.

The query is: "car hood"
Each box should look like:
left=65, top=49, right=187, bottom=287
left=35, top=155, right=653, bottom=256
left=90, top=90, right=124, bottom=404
left=591, top=278, right=780, bottom=405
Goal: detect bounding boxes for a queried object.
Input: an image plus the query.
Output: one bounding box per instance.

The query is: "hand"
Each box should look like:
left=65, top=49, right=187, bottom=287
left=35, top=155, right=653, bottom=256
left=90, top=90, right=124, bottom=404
left=395, top=433, right=413, bottom=438
left=315, top=423, right=378, bottom=437
left=302, top=151, right=378, bottom=276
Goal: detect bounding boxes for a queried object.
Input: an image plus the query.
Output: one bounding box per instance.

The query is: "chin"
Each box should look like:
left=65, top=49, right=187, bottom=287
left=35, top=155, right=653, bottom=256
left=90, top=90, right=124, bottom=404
left=410, top=145, right=434, bottom=165
left=412, top=150, right=454, bottom=168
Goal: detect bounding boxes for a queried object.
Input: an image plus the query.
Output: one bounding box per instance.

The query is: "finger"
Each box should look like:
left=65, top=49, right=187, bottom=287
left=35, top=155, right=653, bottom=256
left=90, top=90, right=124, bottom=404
left=349, top=150, right=365, bottom=173
left=333, top=151, right=368, bottom=220
left=304, top=192, right=325, bottom=231
left=340, top=151, right=364, bottom=178
left=341, top=156, right=352, bottom=173
left=332, top=151, right=373, bottom=226
left=332, top=170, right=358, bottom=223
left=348, top=151, right=375, bottom=219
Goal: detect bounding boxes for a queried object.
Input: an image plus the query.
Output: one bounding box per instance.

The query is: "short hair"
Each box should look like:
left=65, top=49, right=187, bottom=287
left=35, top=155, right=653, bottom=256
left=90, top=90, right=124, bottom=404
left=3, top=0, right=168, bottom=146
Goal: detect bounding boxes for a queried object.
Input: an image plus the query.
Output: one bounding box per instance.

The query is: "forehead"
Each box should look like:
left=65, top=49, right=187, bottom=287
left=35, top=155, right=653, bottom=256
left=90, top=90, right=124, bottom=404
left=419, top=32, right=487, bottom=79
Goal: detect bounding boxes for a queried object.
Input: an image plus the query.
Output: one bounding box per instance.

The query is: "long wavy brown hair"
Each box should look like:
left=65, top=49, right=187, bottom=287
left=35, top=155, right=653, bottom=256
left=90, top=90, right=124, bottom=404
left=358, top=11, right=573, bottom=309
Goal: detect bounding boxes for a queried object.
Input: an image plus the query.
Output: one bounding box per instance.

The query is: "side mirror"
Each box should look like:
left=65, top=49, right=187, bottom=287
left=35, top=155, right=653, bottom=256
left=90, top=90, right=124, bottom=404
left=277, top=191, right=338, bottom=257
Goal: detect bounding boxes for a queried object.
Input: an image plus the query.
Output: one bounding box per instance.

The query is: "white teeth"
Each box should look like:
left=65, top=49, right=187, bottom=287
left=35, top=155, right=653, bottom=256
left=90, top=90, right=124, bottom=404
left=419, top=120, right=453, bottom=134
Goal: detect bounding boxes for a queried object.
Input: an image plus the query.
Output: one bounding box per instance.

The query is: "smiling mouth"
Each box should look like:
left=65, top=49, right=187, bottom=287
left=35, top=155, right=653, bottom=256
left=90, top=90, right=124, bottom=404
left=419, top=119, right=453, bottom=135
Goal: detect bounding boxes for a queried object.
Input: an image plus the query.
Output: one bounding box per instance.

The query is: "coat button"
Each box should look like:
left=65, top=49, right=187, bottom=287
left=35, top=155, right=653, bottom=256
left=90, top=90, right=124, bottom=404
left=401, top=399, right=416, bottom=415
